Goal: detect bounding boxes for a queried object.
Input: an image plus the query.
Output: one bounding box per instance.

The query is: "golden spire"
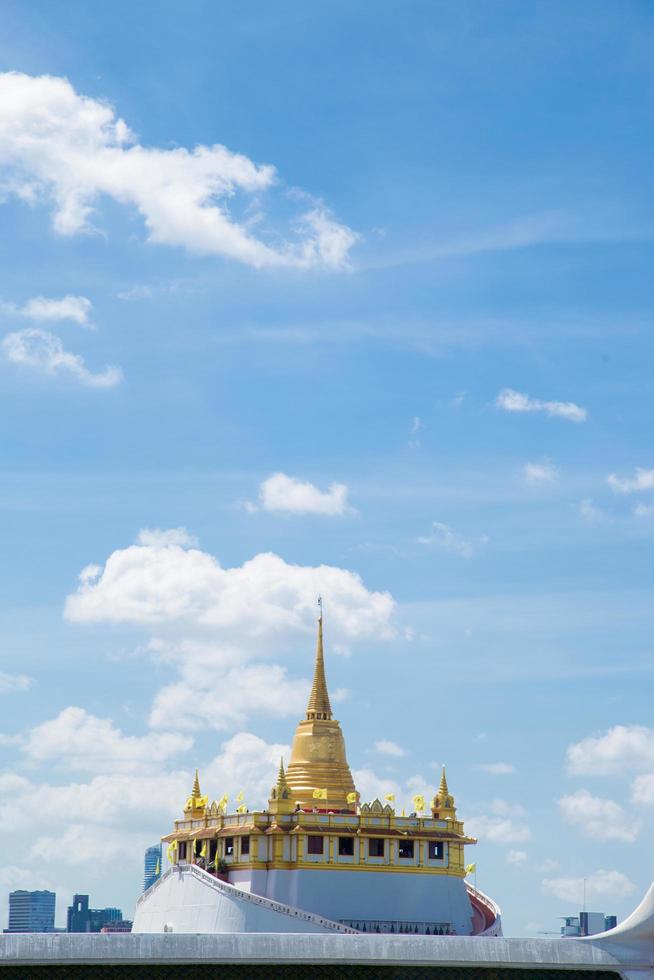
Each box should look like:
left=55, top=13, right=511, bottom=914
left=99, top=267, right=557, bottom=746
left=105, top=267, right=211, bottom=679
left=438, top=765, right=449, bottom=799
left=269, top=757, right=294, bottom=814
left=286, top=599, right=357, bottom=811
left=306, top=599, right=332, bottom=721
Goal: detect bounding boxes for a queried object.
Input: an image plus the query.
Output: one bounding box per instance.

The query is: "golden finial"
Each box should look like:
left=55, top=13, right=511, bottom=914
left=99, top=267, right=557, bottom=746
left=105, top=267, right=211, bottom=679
left=192, top=768, right=201, bottom=800
left=306, top=597, right=332, bottom=720
left=277, top=757, right=289, bottom=790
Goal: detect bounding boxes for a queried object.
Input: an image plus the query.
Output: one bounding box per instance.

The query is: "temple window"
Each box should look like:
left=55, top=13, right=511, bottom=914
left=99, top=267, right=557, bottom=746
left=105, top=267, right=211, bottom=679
left=338, top=836, right=354, bottom=856
left=368, top=838, right=385, bottom=857
left=398, top=840, right=414, bottom=859
left=209, top=840, right=217, bottom=862
left=178, top=842, right=187, bottom=861
left=307, top=835, right=323, bottom=855
left=428, top=841, right=444, bottom=860
left=224, top=837, right=234, bottom=856
left=241, top=836, right=250, bottom=857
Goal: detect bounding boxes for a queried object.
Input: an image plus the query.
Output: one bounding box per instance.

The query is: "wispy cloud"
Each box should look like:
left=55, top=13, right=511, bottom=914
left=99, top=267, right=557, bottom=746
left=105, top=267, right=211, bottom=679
left=0, top=672, right=31, bottom=694
left=374, top=739, right=406, bottom=758
left=475, top=762, right=516, bottom=775
left=496, top=388, right=587, bottom=423
left=542, top=869, right=635, bottom=904
left=1, top=295, right=93, bottom=327
left=607, top=467, right=654, bottom=494
left=408, top=416, right=423, bottom=449
left=579, top=498, right=604, bottom=524
left=0, top=72, right=357, bottom=270
left=523, top=460, right=558, bottom=485
left=416, top=521, right=487, bottom=558
left=2, top=328, right=122, bottom=388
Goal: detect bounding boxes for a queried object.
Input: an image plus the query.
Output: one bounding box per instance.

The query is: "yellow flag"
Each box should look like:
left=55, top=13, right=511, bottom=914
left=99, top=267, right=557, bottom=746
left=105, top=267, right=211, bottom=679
left=346, top=792, right=357, bottom=805
left=236, top=790, right=245, bottom=802
left=384, top=793, right=395, bottom=802
left=200, top=841, right=207, bottom=857
left=166, top=840, right=178, bottom=863
left=412, top=794, right=426, bottom=812
left=236, top=804, right=248, bottom=814
left=312, top=788, right=328, bottom=799
left=218, top=794, right=228, bottom=811
left=466, top=863, right=476, bottom=875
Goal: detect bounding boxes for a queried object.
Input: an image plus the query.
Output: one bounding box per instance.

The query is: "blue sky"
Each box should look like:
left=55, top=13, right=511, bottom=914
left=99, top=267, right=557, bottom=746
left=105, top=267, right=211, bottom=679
left=1, top=0, right=653, bottom=935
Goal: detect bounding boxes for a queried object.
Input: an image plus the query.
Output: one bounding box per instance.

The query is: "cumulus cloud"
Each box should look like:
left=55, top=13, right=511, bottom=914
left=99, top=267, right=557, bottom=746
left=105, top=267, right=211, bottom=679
left=566, top=725, right=654, bottom=776
left=542, top=869, right=635, bottom=904
left=0, top=72, right=357, bottom=270
left=204, top=732, right=291, bottom=807
left=475, top=762, right=516, bottom=775
left=64, top=530, right=394, bottom=732
left=0, top=671, right=31, bottom=694
left=22, top=707, right=192, bottom=772
left=523, top=460, right=558, bottom=485
left=607, top=468, right=654, bottom=494
left=2, top=327, right=122, bottom=387
left=496, top=388, right=587, bottom=423
left=466, top=799, right=531, bottom=844
left=65, top=532, right=393, bottom=639
left=1, top=294, right=93, bottom=326
left=374, top=739, right=406, bottom=758
left=250, top=472, right=353, bottom=516
left=149, top=663, right=308, bottom=732
left=416, top=521, right=487, bottom=558
left=558, top=789, right=641, bottom=843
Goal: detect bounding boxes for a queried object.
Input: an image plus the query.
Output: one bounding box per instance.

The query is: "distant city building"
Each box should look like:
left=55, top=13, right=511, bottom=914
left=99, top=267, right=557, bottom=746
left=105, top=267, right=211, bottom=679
left=66, top=895, right=123, bottom=933
left=4, top=890, right=56, bottom=933
left=143, top=844, right=162, bottom=892
left=100, top=920, right=133, bottom=933
left=561, top=911, right=616, bottom=937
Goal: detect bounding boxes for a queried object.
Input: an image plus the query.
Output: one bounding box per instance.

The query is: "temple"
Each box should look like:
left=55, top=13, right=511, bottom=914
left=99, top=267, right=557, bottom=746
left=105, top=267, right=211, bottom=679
left=133, top=610, right=501, bottom=936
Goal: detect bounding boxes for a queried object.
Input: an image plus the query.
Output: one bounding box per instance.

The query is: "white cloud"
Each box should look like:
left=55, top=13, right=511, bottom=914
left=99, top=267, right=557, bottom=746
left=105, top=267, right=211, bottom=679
left=6, top=294, right=93, bottom=326
left=64, top=532, right=393, bottom=732
left=0, top=72, right=357, bottom=270
left=136, top=527, right=198, bottom=548
left=2, top=327, right=122, bottom=387
left=466, top=799, right=531, bottom=844
left=579, top=498, right=604, bottom=524
left=566, top=725, right=654, bottom=776
left=204, top=732, right=291, bottom=807
left=22, top=707, right=192, bottom=772
left=374, top=739, right=406, bottom=758
left=496, top=388, right=587, bottom=423
left=632, top=775, right=654, bottom=806
left=65, top=533, right=393, bottom=639
left=149, top=663, right=308, bottom=732
left=416, top=521, right=487, bottom=558
left=542, top=869, right=635, bottom=904
left=0, top=672, right=31, bottom=693
left=507, top=849, right=527, bottom=865
left=607, top=468, right=654, bottom=494
left=523, top=460, right=558, bottom=485
left=252, top=472, right=352, bottom=516
left=475, top=762, right=516, bottom=775
left=634, top=503, right=654, bottom=518
left=557, top=789, right=641, bottom=843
